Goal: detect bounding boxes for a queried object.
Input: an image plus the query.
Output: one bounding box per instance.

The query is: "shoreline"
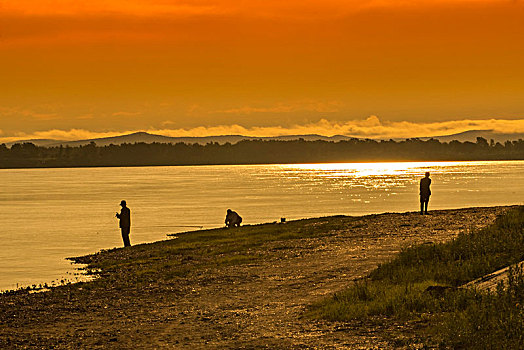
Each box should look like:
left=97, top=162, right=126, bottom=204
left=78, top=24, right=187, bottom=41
left=0, top=206, right=517, bottom=348
left=0, top=159, right=523, bottom=171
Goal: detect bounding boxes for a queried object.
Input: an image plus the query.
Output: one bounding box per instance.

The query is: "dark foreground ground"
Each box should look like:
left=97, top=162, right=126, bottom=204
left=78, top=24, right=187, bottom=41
left=0, top=206, right=514, bottom=349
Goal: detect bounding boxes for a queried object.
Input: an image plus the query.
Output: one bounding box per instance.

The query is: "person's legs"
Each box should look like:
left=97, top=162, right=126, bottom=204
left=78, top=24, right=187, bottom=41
left=420, top=197, right=425, bottom=214
left=121, top=227, right=131, bottom=247
left=424, top=199, right=429, bottom=214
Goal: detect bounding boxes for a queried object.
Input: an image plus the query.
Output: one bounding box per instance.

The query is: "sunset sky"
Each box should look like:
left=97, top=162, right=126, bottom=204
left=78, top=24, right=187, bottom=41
left=1, top=0, right=524, bottom=142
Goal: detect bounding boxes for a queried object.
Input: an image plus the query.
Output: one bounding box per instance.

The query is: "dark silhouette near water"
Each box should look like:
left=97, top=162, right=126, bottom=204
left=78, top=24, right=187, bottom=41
left=225, top=209, right=242, bottom=228
left=419, top=172, right=431, bottom=215
left=116, top=200, right=131, bottom=247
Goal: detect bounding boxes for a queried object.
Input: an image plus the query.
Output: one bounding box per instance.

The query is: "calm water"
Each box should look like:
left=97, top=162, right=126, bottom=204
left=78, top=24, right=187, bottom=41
left=0, top=161, right=523, bottom=291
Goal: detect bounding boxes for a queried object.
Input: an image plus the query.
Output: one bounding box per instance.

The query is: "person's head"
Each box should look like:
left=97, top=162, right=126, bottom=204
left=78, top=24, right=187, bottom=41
left=227, top=209, right=232, bottom=214
left=425, top=172, right=430, bottom=178
left=120, top=200, right=127, bottom=207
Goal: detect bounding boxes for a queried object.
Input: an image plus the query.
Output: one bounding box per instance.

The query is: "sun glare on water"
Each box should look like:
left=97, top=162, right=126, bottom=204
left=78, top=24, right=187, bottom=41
left=279, top=161, right=468, bottom=177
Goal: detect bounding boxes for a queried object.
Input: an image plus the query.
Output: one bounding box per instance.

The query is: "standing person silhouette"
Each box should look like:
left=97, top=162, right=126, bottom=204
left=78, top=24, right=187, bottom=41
left=116, top=200, right=131, bottom=247
left=419, top=172, right=431, bottom=215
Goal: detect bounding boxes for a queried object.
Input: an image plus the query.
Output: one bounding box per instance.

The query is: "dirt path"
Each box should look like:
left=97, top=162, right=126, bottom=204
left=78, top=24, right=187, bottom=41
left=0, top=207, right=512, bottom=349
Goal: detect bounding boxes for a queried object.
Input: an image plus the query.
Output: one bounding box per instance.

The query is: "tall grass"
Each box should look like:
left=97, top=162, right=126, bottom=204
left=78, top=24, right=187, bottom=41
left=310, top=206, right=524, bottom=347
left=441, top=265, right=524, bottom=349
left=370, top=207, right=524, bottom=286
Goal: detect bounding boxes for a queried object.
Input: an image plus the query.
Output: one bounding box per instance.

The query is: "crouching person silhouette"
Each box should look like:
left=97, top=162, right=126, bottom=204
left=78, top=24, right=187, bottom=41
left=225, top=209, right=242, bottom=228
left=116, top=200, right=131, bottom=247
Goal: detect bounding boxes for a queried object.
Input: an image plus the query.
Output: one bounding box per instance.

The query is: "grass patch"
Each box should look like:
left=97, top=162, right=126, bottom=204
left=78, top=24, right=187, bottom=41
left=214, top=254, right=255, bottom=267
left=317, top=280, right=441, bottom=320
left=310, top=206, right=524, bottom=348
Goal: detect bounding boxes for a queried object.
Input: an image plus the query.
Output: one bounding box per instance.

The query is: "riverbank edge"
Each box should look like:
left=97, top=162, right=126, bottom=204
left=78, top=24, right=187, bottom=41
left=1, top=158, right=524, bottom=170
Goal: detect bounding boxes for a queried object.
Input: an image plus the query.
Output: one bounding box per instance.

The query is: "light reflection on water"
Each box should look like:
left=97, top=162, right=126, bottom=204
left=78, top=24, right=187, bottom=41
left=0, top=160, right=523, bottom=291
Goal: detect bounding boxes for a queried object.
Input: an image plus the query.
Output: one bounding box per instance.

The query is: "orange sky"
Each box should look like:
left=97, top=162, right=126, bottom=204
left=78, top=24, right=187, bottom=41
left=1, top=0, right=523, bottom=141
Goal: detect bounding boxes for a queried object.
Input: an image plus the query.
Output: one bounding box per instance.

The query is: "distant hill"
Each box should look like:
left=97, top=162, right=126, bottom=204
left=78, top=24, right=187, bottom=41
left=5, top=130, right=524, bottom=148
left=6, top=132, right=358, bottom=148
left=421, top=130, right=524, bottom=143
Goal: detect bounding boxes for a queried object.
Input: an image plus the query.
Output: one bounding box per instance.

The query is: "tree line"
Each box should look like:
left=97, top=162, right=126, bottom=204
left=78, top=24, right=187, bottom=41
left=0, top=137, right=523, bottom=168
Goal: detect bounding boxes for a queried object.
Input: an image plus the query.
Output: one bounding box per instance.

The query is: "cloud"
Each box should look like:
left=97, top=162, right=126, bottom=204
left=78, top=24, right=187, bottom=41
left=111, top=111, right=143, bottom=117
left=212, top=101, right=343, bottom=115
left=75, top=114, right=96, bottom=120
left=1, top=1, right=224, bottom=17
left=2, top=0, right=521, bottom=50
left=1, top=0, right=509, bottom=18
left=2, top=117, right=523, bottom=143
left=2, top=129, right=123, bottom=143
left=0, top=107, right=60, bottom=120
left=162, top=116, right=524, bottom=140
left=153, top=117, right=524, bottom=139
left=0, top=108, right=141, bottom=122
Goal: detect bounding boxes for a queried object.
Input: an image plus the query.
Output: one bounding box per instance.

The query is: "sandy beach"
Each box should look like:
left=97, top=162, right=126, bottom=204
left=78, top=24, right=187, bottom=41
left=0, top=206, right=515, bottom=349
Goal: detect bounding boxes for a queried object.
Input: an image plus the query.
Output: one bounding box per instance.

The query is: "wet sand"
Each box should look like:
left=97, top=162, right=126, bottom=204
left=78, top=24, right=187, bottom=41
left=0, top=206, right=514, bottom=349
